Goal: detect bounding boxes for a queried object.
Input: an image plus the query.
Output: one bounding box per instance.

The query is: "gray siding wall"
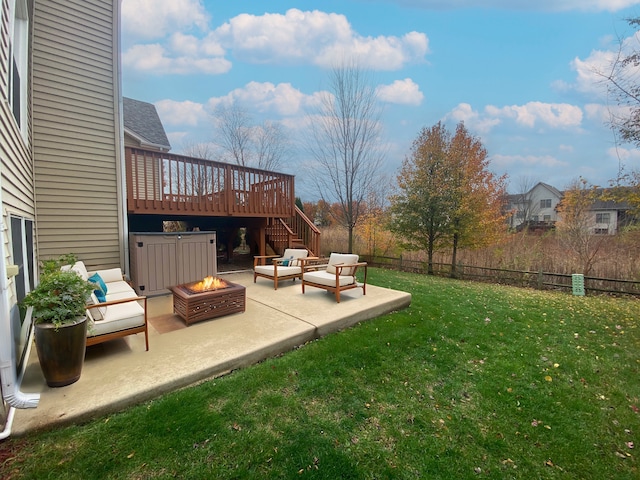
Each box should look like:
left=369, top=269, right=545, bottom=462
left=0, top=0, right=35, bottom=302
left=32, top=0, right=123, bottom=270
left=0, top=0, right=34, bottom=422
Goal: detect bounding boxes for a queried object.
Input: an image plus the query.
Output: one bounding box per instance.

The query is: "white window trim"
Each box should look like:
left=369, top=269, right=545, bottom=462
left=8, top=0, right=29, bottom=142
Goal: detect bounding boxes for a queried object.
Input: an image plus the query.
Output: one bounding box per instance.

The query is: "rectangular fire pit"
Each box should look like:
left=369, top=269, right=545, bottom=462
left=168, top=276, right=246, bottom=326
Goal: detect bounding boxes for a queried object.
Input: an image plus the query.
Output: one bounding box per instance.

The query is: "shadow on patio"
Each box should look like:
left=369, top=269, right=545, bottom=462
left=12, top=271, right=411, bottom=436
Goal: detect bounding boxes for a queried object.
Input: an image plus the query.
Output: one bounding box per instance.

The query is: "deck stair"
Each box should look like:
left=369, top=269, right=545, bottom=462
left=266, top=206, right=320, bottom=256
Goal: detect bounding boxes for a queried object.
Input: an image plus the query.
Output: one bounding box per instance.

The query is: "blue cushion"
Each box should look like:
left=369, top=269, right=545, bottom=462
left=89, top=272, right=108, bottom=297
left=94, top=289, right=106, bottom=303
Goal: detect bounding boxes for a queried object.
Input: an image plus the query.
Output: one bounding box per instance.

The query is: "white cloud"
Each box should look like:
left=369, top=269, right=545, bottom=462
left=445, top=103, right=501, bottom=134
left=155, top=99, right=208, bottom=127
left=207, top=82, right=324, bottom=116
left=607, top=146, right=640, bottom=164
left=122, top=0, right=209, bottom=40
left=584, top=103, right=619, bottom=123
left=386, top=0, right=640, bottom=12
left=212, top=9, right=428, bottom=70
left=491, top=154, right=568, bottom=169
left=122, top=41, right=231, bottom=75
left=376, top=78, right=424, bottom=105
left=567, top=51, right=613, bottom=97
left=559, top=31, right=640, bottom=100
left=446, top=102, right=583, bottom=136
left=492, top=102, right=583, bottom=128
left=559, top=144, right=574, bottom=153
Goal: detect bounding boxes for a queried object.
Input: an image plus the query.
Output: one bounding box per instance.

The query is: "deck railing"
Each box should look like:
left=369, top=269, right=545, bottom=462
left=125, top=148, right=295, bottom=218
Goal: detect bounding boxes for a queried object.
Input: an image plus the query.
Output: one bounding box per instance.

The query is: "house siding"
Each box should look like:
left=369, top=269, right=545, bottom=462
left=1, top=0, right=34, bottom=306
left=32, top=0, right=123, bottom=270
left=0, top=0, right=35, bottom=421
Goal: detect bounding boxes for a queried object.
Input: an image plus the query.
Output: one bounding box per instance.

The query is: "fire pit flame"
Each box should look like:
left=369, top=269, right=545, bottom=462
left=184, top=276, right=228, bottom=294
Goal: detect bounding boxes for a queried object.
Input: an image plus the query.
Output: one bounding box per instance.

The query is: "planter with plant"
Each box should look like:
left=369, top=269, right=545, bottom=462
left=22, top=255, right=96, bottom=387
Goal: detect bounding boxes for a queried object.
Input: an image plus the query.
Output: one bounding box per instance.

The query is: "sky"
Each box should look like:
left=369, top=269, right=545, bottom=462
left=121, top=0, right=640, bottom=198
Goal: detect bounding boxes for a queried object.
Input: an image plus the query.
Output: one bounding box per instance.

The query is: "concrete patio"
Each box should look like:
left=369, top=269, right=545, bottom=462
left=11, top=271, right=411, bottom=436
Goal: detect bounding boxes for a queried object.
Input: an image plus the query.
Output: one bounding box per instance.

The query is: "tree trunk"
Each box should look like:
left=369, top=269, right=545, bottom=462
left=427, top=237, right=434, bottom=275
left=451, top=232, right=459, bottom=278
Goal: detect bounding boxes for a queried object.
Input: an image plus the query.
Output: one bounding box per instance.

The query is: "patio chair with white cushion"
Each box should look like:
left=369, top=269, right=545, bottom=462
left=253, top=248, right=309, bottom=290
left=301, top=253, right=367, bottom=303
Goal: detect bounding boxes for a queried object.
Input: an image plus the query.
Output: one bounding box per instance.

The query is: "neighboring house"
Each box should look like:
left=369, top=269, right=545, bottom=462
left=588, top=191, right=634, bottom=235
left=506, top=182, right=634, bottom=234
left=506, top=182, right=562, bottom=231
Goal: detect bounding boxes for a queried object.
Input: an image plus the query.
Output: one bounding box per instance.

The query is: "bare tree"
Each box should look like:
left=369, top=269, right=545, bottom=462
left=180, top=139, right=218, bottom=161
left=254, top=120, right=289, bottom=172
left=556, top=178, right=606, bottom=275
left=212, top=102, right=290, bottom=171
left=510, top=175, right=541, bottom=230
left=596, top=18, right=640, bottom=148
left=213, top=102, right=253, bottom=166
left=176, top=141, right=215, bottom=196
left=306, top=60, right=386, bottom=253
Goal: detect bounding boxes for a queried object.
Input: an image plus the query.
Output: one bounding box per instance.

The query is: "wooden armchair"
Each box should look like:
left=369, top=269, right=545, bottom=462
left=301, top=253, right=367, bottom=303
left=253, top=248, right=310, bottom=290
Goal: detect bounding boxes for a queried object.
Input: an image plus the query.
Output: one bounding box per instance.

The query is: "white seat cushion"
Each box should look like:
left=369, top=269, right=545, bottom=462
left=326, top=253, right=359, bottom=275
left=254, top=265, right=302, bottom=278
left=88, top=301, right=145, bottom=337
left=70, top=261, right=89, bottom=281
left=94, top=268, right=124, bottom=283
left=105, top=291, right=138, bottom=302
left=105, top=280, right=135, bottom=295
left=304, top=270, right=356, bottom=287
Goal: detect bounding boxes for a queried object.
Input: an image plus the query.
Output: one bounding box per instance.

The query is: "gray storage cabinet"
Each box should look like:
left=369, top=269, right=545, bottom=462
left=129, top=232, right=217, bottom=296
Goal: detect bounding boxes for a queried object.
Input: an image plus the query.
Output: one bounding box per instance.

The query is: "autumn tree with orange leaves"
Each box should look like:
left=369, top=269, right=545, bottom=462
left=447, top=122, right=508, bottom=276
left=389, top=121, right=507, bottom=275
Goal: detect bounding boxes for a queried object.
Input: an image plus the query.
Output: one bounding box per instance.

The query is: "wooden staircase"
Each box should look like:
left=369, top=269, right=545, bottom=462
left=265, top=206, right=320, bottom=256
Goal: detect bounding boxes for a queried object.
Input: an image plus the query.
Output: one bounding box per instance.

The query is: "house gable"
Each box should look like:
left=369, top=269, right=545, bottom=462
left=123, top=97, right=171, bottom=152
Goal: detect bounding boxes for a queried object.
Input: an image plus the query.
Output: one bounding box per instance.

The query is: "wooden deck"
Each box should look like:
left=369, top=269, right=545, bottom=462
left=126, top=148, right=295, bottom=218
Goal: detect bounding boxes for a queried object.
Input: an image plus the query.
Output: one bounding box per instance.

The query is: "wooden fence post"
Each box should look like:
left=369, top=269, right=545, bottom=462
left=537, top=269, right=543, bottom=290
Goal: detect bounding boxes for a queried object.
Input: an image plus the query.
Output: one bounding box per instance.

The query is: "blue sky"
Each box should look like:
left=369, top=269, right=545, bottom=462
left=121, top=0, right=640, bottom=197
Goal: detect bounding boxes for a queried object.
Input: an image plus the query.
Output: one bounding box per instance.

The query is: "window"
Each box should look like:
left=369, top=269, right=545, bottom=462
left=540, top=199, right=552, bottom=209
left=596, top=213, right=610, bottom=224
left=8, top=0, right=29, bottom=138
left=10, top=216, right=34, bottom=304
left=543, top=215, right=551, bottom=222
left=9, top=215, right=35, bottom=377
left=595, top=227, right=609, bottom=235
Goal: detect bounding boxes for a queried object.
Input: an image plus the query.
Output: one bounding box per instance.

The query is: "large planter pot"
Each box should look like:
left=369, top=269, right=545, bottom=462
left=34, top=317, right=87, bottom=387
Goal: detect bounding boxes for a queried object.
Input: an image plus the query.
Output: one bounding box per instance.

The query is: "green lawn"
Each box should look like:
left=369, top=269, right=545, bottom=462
left=1, top=268, right=638, bottom=479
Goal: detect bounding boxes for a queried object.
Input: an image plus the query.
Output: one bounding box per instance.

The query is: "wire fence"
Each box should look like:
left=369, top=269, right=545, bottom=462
left=360, top=255, right=640, bottom=297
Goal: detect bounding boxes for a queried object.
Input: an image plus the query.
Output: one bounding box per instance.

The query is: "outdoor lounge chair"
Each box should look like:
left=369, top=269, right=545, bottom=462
left=253, top=248, right=309, bottom=290
left=66, top=261, right=149, bottom=351
left=301, top=253, right=367, bottom=303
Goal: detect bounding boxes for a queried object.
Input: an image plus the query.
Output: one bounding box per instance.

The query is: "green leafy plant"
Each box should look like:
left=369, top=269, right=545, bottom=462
left=21, top=255, right=95, bottom=328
